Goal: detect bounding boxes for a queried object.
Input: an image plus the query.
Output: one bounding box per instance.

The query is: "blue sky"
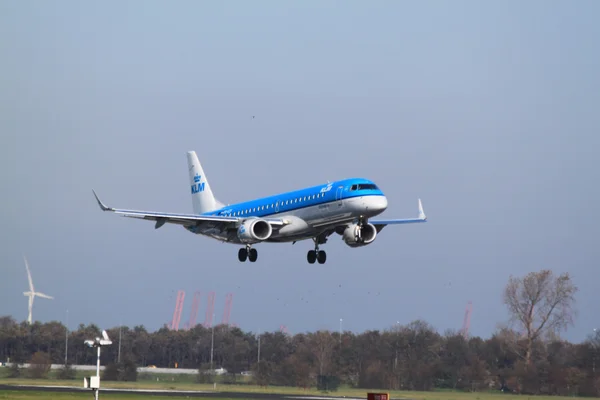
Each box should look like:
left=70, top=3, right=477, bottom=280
left=1, top=0, right=599, bottom=342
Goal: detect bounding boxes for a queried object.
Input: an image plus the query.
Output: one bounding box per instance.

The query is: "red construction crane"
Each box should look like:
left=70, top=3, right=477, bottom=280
left=186, top=291, right=201, bottom=330
left=203, top=291, right=216, bottom=328
left=170, top=290, right=185, bottom=331
left=461, top=301, right=472, bottom=340
left=222, top=293, right=234, bottom=325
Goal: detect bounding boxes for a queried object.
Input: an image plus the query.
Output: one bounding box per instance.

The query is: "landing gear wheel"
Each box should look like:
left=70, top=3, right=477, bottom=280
left=248, top=248, right=258, bottom=262
left=238, top=248, right=248, bottom=262
left=317, top=250, right=327, bottom=264
left=307, top=250, right=317, bottom=264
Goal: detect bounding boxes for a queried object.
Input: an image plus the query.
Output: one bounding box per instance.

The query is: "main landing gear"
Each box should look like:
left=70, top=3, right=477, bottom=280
left=307, top=238, right=327, bottom=264
left=238, top=245, right=258, bottom=262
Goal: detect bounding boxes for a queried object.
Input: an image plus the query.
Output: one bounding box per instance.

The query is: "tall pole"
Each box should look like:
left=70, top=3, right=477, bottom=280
left=257, top=329, right=261, bottom=363
left=339, top=318, right=343, bottom=345
left=118, top=324, right=122, bottom=363
left=394, top=321, right=399, bottom=371
left=210, top=313, right=215, bottom=371
left=95, top=346, right=100, bottom=400
left=64, top=310, right=69, bottom=365
left=594, top=328, right=598, bottom=374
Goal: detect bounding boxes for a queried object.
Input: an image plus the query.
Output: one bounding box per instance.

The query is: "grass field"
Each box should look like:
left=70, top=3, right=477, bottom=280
left=0, top=367, right=590, bottom=400
left=0, top=380, right=587, bottom=400
left=0, top=389, right=588, bottom=400
left=0, top=391, right=239, bottom=400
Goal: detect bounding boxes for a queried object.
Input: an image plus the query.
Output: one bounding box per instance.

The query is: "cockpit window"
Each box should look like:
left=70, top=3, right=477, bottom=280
left=350, top=184, right=358, bottom=191
left=357, top=184, right=378, bottom=190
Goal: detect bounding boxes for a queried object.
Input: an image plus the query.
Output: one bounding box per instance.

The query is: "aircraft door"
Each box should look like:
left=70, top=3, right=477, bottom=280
left=336, top=186, right=344, bottom=207
left=275, top=200, right=280, bottom=213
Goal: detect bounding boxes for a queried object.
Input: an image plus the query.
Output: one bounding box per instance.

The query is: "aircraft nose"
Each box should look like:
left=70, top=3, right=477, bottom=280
left=379, top=196, right=388, bottom=211
left=369, top=195, right=388, bottom=213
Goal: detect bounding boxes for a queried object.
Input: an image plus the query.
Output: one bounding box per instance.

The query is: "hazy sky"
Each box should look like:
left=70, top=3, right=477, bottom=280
left=1, top=1, right=599, bottom=342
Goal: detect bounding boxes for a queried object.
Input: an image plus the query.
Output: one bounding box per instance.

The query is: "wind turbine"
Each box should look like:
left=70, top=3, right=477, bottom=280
left=23, top=256, right=53, bottom=324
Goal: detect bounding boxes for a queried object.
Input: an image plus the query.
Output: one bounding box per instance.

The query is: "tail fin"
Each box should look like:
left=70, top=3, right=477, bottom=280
left=186, top=151, right=222, bottom=214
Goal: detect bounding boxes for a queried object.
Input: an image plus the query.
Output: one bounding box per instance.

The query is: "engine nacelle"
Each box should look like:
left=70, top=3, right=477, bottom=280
left=342, top=222, right=377, bottom=247
left=237, top=218, right=273, bottom=244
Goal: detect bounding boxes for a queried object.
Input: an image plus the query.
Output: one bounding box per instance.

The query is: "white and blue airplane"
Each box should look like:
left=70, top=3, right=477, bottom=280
left=93, top=151, right=427, bottom=264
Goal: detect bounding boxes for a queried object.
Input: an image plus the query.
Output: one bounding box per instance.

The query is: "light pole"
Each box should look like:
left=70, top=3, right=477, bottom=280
left=117, top=324, right=122, bottom=363
left=84, top=330, right=112, bottom=400
left=64, top=310, right=69, bottom=365
left=210, top=313, right=215, bottom=372
left=593, top=328, right=598, bottom=374
left=339, top=318, right=343, bottom=345
left=394, top=321, right=400, bottom=371
left=257, top=329, right=261, bottom=363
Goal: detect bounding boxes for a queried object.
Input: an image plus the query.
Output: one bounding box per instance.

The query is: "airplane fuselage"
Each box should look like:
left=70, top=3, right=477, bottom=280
left=184, top=178, right=387, bottom=244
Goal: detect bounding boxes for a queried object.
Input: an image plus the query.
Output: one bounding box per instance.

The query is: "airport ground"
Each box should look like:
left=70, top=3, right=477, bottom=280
left=1, top=365, right=595, bottom=400
left=0, top=386, right=589, bottom=400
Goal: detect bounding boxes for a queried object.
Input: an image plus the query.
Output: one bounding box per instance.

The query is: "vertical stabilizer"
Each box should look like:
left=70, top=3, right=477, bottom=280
left=187, top=151, right=221, bottom=214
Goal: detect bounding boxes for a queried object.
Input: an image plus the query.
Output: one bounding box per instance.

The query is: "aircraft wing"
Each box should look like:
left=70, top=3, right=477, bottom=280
left=92, top=190, right=287, bottom=229
left=370, top=199, right=427, bottom=232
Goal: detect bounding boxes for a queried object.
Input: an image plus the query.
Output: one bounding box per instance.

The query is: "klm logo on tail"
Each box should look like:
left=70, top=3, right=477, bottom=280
left=191, top=173, right=205, bottom=194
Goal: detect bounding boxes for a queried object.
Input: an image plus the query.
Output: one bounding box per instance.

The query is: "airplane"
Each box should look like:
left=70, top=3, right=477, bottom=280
left=93, top=151, right=427, bottom=264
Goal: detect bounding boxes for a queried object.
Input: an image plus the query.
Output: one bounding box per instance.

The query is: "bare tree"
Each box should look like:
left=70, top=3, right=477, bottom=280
left=503, top=269, right=578, bottom=365
left=311, top=330, right=336, bottom=376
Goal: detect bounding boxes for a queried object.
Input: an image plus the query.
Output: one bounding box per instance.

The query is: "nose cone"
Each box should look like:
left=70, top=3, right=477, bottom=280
left=368, top=195, right=388, bottom=214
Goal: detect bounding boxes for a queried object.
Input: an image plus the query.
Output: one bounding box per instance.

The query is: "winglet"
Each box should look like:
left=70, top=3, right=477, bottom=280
left=92, top=190, right=114, bottom=211
left=418, top=198, right=427, bottom=221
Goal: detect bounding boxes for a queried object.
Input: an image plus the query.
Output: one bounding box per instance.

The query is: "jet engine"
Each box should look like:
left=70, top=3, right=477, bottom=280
left=237, top=218, right=273, bottom=243
left=342, top=222, right=377, bottom=247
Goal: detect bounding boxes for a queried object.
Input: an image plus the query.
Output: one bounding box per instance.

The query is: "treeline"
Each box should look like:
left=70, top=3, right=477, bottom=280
left=1, top=316, right=599, bottom=396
